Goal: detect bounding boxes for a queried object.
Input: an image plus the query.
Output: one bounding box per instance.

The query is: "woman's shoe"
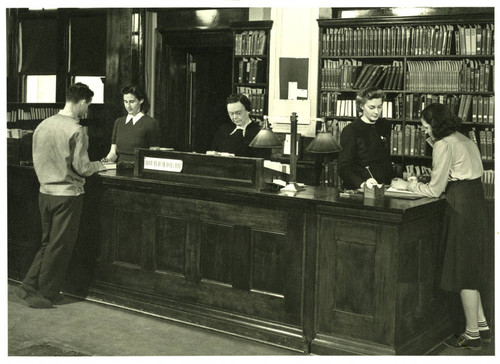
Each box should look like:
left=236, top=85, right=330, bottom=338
left=480, top=329, right=492, bottom=343
left=443, top=333, right=482, bottom=351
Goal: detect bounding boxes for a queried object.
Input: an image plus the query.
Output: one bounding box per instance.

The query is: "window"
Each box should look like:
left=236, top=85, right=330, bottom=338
left=26, top=75, right=57, bottom=103
left=74, top=76, right=105, bottom=104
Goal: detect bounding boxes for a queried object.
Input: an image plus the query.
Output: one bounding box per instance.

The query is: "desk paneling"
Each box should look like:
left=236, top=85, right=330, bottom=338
left=96, top=187, right=304, bottom=328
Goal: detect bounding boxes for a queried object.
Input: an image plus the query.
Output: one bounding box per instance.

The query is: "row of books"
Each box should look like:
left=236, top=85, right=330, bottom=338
left=468, top=127, right=494, bottom=161
left=399, top=93, right=495, bottom=123
left=319, top=92, right=495, bottom=124
left=7, top=107, right=60, bottom=122
left=318, top=94, right=394, bottom=119
left=6, top=106, right=101, bottom=123
left=390, top=124, right=430, bottom=157
left=406, top=60, right=494, bottom=92
left=320, top=60, right=404, bottom=90
left=236, top=86, right=266, bottom=116
left=481, top=170, right=494, bottom=200
left=459, top=59, right=494, bottom=92
left=321, top=23, right=494, bottom=57
left=234, top=30, right=267, bottom=56
left=454, top=94, right=494, bottom=123
left=7, top=128, right=33, bottom=139
left=471, top=96, right=495, bottom=124
left=236, top=58, right=265, bottom=84
left=456, top=24, right=495, bottom=56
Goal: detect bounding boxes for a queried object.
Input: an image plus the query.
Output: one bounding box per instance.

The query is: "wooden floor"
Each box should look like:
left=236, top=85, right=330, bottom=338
left=6, top=282, right=494, bottom=357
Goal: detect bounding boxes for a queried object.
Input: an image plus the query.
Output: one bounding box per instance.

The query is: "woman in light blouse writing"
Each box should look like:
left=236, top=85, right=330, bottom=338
left=391, top=103, right=490, bottom=351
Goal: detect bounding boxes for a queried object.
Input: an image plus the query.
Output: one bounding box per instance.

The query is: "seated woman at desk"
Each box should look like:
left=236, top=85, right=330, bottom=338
left=338, top=86, right=394, bottom=189
left=391, top=103, right=490, bottom=351
left=103, top=84, right=160, bottom=163
left=211, top=93, right=270, bottom=159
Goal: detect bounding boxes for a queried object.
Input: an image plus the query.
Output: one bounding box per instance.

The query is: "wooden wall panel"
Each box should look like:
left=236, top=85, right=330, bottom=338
left=115, top=210, right=142, bottom=267
left=252, top=230, right=286, bottom=295
left=200, top=222, right=233, bottom=285
left=156, top=215, right=187, bottom=275
left=317, top=215, right=398, bottom=344
left=334, top=240, right=375, bottom=316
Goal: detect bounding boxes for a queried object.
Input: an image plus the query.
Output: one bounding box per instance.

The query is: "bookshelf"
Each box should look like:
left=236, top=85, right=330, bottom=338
left=231, top=21, right=273, bottom=119
left=6, top=102, right=107, bottom=163
left=317, top=13, right=494, bottom=199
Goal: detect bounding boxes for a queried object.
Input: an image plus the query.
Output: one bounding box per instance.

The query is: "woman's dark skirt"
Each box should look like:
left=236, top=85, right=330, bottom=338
left=440, top=178, right=488, bottom=292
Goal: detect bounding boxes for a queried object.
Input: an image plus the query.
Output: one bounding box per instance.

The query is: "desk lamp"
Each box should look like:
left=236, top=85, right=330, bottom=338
left=306, top=118, right=342, bottom=187
left=249, top=115, right=283, bottom=149
left=250, top=112, right=304, bottom=192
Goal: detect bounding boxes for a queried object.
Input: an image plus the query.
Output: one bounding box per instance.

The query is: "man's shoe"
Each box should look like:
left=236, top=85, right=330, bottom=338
left=25, top=294, right=53, bottom=309
left=480, top=329, right=492, bottom=343
left=16, top=284, right=37, bottom=299
left=443, top=333, right=482, bottom=351
left=49, top=293, right=64, bottom=305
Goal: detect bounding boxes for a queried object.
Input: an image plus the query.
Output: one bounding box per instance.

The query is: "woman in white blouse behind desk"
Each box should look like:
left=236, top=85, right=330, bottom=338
left=391, top=103, right=490, bottom=351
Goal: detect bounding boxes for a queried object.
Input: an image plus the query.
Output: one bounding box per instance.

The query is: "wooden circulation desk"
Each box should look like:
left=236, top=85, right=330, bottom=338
left=8, top=164, right=452, bottom=355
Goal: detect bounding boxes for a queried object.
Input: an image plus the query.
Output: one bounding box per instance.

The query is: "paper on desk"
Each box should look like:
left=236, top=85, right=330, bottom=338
left=103, top=162, right=117, bottom=170
left=386, top=186, right=416, bottom=194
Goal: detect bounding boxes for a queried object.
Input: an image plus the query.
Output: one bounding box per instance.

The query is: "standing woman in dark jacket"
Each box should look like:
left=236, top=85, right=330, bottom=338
left=338, top=86, right=394, bottom=189
left=391, top=103, right=490, bottom=351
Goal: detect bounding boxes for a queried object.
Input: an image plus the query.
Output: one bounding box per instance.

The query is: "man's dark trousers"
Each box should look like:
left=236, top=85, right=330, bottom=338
left=23, top=193, right=84, bottom=299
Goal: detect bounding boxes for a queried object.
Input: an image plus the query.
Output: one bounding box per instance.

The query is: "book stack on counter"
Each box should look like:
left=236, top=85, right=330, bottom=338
left=403, top=164, right=431, bottom=181
left=234, top=30, right=267, bottom=56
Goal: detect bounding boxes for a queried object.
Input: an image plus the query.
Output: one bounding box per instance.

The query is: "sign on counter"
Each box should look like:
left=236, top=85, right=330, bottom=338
left=144, top=157, right=183, bottom=172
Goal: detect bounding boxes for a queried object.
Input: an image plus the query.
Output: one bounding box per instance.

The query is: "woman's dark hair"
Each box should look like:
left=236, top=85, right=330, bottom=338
left=66, top=82, right=94, bottom=103
left=356, top=86, right=385, bottom=113
left=226, top=93, right=252, bottom=112
left=420, top=103, right=461, bottom=140
left=121, top=84, right=150, bottom=113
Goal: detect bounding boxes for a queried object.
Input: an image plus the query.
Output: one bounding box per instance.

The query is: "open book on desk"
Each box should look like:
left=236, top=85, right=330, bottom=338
left=385, top=186, right=424, bottom=199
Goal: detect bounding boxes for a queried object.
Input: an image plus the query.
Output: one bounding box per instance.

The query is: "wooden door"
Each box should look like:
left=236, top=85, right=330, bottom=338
left=158, top=30, right=232, bottom=153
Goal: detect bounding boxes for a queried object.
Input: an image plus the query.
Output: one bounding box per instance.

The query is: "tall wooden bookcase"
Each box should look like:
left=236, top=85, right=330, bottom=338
left=317, top=13, right=494, bottom=198
left=231, top=21, right=273, bottom=119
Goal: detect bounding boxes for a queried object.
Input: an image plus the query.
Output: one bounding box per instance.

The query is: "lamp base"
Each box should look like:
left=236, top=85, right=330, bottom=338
left=282, top=182, right=306, bottom=192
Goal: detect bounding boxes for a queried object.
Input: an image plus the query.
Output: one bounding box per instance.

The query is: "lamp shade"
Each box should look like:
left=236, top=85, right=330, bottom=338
left=249, top=116, right=283, bottom=148
left=306, top=120, right=342, bottom=153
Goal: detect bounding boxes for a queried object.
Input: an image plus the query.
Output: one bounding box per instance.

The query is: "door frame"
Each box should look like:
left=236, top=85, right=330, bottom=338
left=155, top=29, right=233, bottom=152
